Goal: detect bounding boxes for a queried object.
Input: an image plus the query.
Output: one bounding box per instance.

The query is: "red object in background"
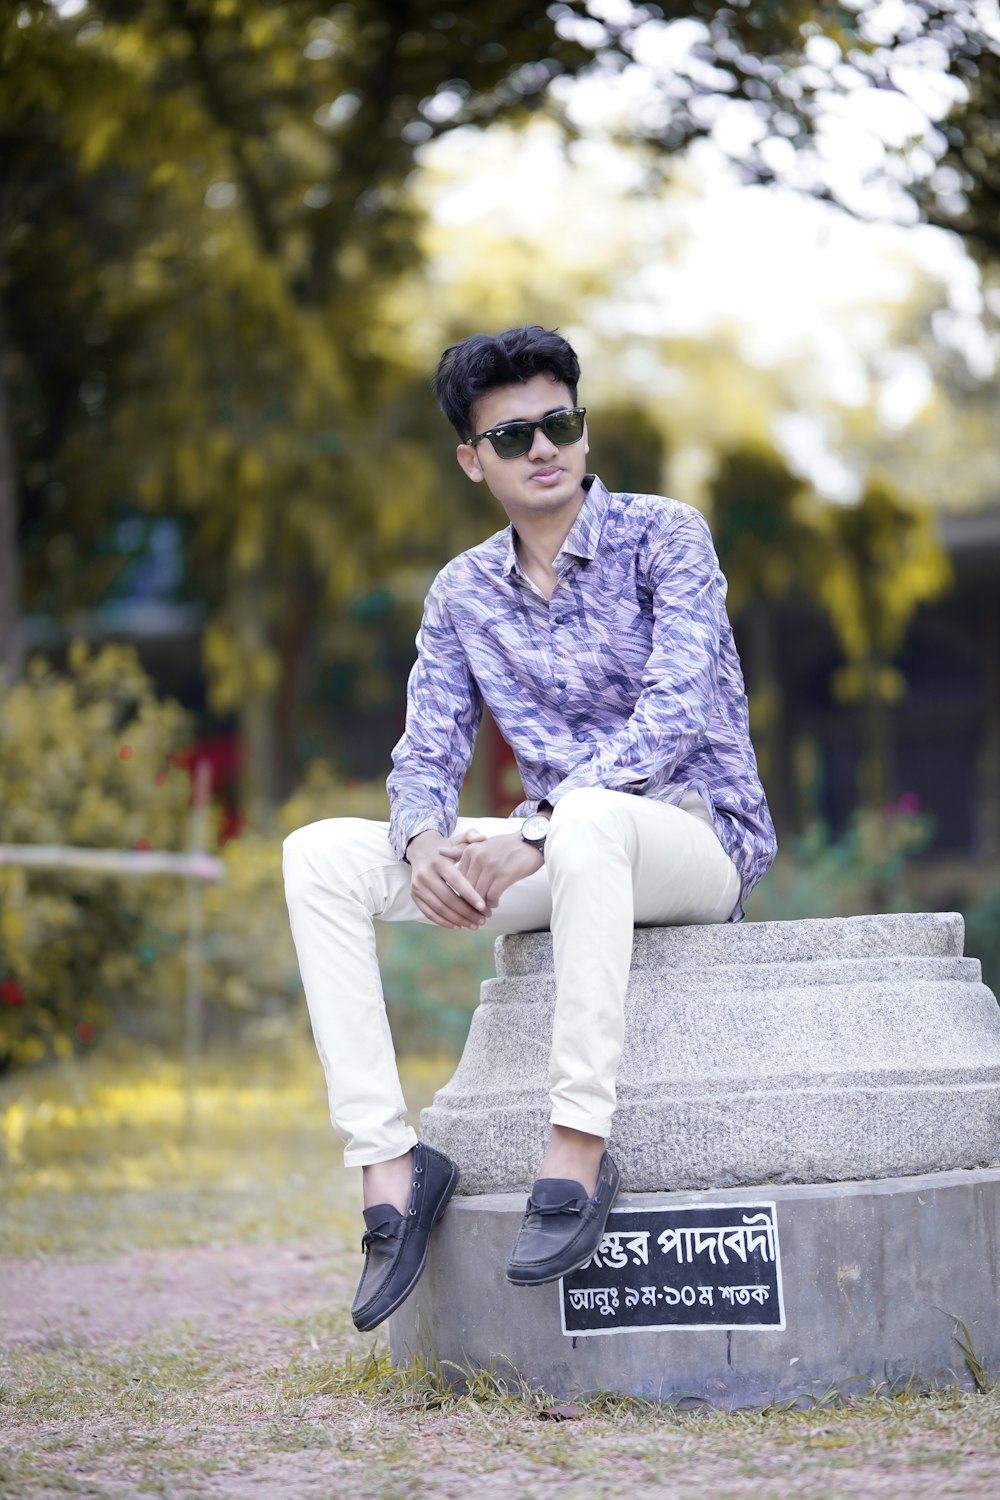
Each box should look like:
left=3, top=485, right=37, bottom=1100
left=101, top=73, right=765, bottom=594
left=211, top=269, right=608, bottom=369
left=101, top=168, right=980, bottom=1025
left=134, top=837, right=151, bottom=851
left=76, top=1021, right=97, bottom=1044
left=217, top=805, right=247, bottom=844
left=169, top=734, right=245, bottom=845
left=486, top=714, right=524, bottom=817
left=1, top=977, right=25, bottom=1007
left=119, top=744, right=133, bottom=760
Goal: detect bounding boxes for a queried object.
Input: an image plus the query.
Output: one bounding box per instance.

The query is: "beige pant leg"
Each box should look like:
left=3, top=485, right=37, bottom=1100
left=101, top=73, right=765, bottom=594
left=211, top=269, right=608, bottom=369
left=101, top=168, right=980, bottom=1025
left=282, top=816, right=550, bottom=1167
left=543, top=787, right=740, bottom=1139
left=283, top=795, right=738, bottom=1165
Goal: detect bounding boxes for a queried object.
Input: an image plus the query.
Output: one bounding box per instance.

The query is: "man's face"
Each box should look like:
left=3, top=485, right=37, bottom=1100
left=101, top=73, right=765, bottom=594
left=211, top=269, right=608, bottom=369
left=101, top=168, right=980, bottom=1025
left=455, top=374, right=589, bottom=522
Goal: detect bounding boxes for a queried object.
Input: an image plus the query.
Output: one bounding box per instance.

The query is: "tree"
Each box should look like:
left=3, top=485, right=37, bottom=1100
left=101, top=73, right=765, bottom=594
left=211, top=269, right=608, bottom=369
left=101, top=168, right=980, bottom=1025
left=1, top=0, right=603, bottom=816
left=909, top=18, right=1000, bottom=263
left=710, top=445, right=817, bottom=826
left=0, top=301, right=20, bottom=685
left=812, top=478, right=952, bottom=812
left=610, top=1, right=1000, bottom=267
left=2, top=0, right=993, bottom=817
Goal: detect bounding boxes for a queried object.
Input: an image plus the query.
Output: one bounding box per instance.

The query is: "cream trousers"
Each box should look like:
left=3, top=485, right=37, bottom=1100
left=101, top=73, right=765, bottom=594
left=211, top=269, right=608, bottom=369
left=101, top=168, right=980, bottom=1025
left=282, top=786, right=740, bottom=1168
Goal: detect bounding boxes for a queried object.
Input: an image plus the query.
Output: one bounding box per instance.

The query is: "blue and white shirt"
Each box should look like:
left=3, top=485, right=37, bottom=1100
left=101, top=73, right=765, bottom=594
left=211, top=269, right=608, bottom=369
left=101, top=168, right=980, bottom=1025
left=387, top=474, right=776, bottom=918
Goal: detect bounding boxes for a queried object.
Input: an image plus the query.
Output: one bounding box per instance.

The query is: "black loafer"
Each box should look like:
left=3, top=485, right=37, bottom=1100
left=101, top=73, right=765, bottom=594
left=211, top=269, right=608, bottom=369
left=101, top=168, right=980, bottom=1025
left=506, top=1150, right=620, bottom=1286
left=351, top=1142, right=459, bottom=1332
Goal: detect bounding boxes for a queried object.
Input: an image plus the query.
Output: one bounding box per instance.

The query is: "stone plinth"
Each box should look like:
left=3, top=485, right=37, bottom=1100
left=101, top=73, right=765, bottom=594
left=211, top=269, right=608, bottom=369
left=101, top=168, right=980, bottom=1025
left=420, top=913, right=1000, bottom=1195
left=390, top=1170, right=1000, bottom=1407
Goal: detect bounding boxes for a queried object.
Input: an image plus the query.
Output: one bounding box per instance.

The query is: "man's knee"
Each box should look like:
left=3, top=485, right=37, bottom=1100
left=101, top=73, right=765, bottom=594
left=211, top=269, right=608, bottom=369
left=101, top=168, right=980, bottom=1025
left=282, top=817, right=375, bottom=900
left=547, top=787, right=630, bottom=865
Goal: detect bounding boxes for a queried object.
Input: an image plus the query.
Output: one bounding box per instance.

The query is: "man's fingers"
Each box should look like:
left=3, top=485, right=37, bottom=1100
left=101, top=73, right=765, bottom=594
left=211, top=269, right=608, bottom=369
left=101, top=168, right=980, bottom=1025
left=411, top=893, right=460, bottom=929
left=411, top=870, right=485, bottom=926
left=440, top=830, right=486, bottom=858
left=412, top=882, right=476, bottom=928
left=438, top=863, right=487, bottom=913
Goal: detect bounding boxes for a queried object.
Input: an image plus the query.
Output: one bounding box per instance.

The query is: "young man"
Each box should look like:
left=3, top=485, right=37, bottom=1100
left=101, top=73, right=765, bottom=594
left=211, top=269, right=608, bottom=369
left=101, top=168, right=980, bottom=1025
left=283, top=326, right=776, bottom=1332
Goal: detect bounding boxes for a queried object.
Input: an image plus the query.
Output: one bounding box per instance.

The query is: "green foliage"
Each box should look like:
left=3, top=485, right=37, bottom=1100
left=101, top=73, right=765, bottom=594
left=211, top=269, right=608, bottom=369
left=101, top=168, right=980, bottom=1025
left=377, top=923, right=495, bottom=1055
left=965, top=891, right=1000, bottom=1007
left=811, top=480, right=953, bottom=809
left=0, top=651, right=488, bottom=1071
left=745, top=802, right=935, bottom=922
left=0, top=0, right=604, bottom=806
left=4, top=0, right=990, bottom=812
left=912, top=26, right=1000, bottom=264
left=0, top=643, right=192, bottom=1067
left=711, top=445, right=814, bottom=614
left=815, top=481, right=953, bottom=703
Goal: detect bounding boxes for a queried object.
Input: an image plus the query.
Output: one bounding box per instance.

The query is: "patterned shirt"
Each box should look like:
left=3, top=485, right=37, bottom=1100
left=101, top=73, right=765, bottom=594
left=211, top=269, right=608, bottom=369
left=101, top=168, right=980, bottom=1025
left=387, top=474, right=776, bottom=919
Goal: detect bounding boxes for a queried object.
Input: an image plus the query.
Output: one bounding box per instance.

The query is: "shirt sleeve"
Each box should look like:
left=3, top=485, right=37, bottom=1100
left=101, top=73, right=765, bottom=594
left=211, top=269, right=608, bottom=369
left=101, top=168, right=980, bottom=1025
left=387, top=569, right=484, bottom=859
left=544, top=507, right=726, bottom=803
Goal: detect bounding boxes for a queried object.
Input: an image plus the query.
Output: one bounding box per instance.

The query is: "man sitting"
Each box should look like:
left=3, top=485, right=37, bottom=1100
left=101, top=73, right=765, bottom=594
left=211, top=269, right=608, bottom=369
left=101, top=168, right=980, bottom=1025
left=282, top=324, right=776, bottom=1331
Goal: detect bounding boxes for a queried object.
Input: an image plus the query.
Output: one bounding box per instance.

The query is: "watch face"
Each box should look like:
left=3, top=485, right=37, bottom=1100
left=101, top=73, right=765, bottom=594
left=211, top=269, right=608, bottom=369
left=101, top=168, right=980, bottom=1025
left=522, top=814, right=549, bottom=845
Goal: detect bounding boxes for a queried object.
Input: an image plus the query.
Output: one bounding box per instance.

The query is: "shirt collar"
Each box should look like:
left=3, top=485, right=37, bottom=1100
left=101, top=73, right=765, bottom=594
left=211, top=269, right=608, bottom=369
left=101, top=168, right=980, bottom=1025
left=501, top=474, right=609, bottom=579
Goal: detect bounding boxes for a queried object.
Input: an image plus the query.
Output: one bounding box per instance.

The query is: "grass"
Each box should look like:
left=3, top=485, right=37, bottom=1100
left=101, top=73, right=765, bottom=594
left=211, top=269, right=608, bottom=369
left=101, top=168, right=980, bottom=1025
left=0, top=1035, right=447, bottom=1257
left=3, top=1040, right=1000, bottom=1498
left=4, top=1321, right=1000, bottom=1499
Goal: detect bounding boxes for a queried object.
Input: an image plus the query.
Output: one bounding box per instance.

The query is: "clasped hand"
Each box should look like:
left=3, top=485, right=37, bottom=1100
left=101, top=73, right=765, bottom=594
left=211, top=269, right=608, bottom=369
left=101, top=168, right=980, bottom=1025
left=406, top=828, right=543, bottom=930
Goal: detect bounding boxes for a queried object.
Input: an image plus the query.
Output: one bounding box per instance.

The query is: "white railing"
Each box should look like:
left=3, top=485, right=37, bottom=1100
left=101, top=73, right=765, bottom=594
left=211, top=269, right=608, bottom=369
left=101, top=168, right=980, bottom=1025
left=0, top=764, right=224, bottom=1124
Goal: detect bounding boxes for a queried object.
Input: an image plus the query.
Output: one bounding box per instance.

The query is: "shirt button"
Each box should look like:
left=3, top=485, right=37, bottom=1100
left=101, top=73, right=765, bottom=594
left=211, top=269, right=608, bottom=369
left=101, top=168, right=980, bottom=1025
left=573, top=732, right=587, bottom=742
left=554, top=614, right=566, bottom=625
left=555, top=679, right=567, bottom=690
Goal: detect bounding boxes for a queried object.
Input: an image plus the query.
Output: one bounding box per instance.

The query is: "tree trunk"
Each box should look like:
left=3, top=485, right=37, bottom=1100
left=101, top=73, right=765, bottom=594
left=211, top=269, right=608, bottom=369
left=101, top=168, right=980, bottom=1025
left=272, top=566, right=313, bottom=801
left=858, top=652, right=895, bottom=815
left=975, top=594, right=1000, bottom=860
left=0, top=299, right=24, bottom=685
left=232, top=573, right=278, bottom=833
left=744, top=598, right=789, bottom=830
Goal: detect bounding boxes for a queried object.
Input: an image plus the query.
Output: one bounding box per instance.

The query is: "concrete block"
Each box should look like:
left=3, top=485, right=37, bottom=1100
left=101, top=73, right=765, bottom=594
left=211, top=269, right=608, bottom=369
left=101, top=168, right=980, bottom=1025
left=389, top=1169, right=1000, bottom=1408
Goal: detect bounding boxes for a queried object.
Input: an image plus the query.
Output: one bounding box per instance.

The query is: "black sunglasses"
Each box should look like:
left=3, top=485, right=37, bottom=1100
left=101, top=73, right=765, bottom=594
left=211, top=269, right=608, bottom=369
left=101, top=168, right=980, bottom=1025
left=468, top=406, right=587, bottom=460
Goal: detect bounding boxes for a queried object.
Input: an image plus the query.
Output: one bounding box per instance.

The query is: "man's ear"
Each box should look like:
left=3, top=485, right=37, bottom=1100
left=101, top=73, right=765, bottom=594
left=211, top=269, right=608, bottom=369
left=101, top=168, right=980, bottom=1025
left=456, top=443, right=485, bottom=483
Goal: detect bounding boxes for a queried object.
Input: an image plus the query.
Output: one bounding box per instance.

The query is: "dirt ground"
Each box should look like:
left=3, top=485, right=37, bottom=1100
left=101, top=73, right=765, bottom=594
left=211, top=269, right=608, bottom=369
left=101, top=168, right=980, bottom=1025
left=4, top=1240, right=1000, bottom=1500
left=1, top=1240, right=341, bottom=1357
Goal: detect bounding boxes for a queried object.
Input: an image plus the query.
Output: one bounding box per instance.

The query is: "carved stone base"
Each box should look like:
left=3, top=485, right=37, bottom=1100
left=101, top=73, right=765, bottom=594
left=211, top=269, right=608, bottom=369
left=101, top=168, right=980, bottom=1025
left=420, top=913, right=1000, bottom=1195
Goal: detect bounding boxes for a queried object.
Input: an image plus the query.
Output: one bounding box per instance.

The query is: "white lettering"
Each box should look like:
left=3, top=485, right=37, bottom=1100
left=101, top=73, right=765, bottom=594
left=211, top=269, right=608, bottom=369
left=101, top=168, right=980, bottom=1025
left=594, top=1287, right=619, bottom=1317
left=589, top=1229, right=652, bottom=1269
left=741, top=1213, right=776, bottom=1263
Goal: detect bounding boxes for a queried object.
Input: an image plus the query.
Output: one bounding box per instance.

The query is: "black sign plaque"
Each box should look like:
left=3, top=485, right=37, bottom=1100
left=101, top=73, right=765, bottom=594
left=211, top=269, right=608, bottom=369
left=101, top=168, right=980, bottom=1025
left=560, top=1202, right=785, bottom=1336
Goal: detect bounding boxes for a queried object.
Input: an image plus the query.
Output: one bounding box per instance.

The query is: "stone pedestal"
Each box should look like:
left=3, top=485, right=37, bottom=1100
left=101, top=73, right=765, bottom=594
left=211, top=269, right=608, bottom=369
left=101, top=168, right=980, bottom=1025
left=390, top=913, right=1000, bottom=1404
left=420, top=912, right=1000, bottom=1193
left=390, top=1170, right=1000, bottom=1407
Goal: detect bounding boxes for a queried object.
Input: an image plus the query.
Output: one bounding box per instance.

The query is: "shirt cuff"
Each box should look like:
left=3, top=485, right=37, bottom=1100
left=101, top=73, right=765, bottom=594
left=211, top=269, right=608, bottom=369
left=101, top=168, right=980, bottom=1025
left=390, top=811, right=450, bottom=862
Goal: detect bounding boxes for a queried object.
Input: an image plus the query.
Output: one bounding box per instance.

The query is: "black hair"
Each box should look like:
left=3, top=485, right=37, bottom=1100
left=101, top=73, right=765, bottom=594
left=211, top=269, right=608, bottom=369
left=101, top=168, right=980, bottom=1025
left=433, top=325, right=581, bottom=440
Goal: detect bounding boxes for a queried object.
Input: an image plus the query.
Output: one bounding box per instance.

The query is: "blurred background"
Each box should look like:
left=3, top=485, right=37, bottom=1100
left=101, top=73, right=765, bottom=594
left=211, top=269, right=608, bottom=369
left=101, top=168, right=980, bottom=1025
left=1, top=0, right=998, bottom=1093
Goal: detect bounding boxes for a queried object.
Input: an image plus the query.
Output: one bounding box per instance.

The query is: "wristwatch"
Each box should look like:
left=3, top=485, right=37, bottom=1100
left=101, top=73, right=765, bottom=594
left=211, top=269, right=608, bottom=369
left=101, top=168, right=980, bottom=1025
left=520, top=813, right=550, bottom=854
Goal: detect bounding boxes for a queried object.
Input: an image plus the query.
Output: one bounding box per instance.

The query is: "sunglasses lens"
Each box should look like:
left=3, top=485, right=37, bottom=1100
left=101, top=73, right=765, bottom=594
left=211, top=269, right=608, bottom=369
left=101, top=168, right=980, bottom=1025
left=490, top=424, right=533, bottom=459
left=543, top=409, right=584, bottom=445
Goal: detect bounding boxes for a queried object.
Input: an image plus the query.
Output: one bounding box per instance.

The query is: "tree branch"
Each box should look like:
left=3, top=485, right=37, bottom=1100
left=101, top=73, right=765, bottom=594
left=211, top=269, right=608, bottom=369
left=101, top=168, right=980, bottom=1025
left=165, top=0, right=281, bottom=260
